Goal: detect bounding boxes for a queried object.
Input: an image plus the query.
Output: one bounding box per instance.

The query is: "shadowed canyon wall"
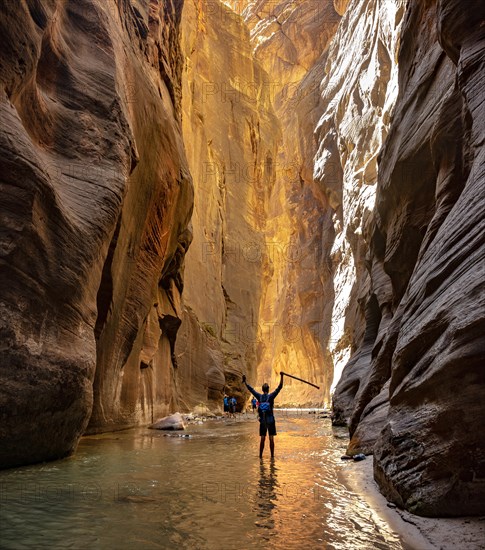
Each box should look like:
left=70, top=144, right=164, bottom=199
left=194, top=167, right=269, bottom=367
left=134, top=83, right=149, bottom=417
left=0, top=0, right=193, bottom=465
left=313, top=0, right=405, bottom=403
left=332, top=0, right=485, bottom=516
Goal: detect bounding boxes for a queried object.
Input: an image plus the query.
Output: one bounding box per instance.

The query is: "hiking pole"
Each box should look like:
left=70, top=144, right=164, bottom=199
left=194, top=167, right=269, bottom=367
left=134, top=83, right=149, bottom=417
left=280, top=372, right=320, bottom=389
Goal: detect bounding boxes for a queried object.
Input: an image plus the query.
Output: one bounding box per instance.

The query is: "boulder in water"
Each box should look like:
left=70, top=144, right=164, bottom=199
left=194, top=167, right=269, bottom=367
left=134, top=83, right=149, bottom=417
left=149, top=413, right=185, bottom=431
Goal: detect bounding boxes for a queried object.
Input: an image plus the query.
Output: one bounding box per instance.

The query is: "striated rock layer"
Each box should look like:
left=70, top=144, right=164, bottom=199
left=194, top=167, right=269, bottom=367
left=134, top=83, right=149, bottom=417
left=332, top=0, right=485, bottom=515
left=314, top=0, right=405, bottom=413
left=175, top=0, right=280, bottom=410
left=177, top=0, right=344, bottom=408
left=0, top=0, right=193, bottom=466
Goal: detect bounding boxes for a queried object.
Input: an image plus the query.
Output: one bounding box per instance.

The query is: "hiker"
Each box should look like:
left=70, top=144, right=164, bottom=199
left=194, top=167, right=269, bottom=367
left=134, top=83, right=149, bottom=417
left=242, top=373, right=284, bottom=458
left=230, top=396, right=237, bottom=416
left=223, top=395, right=230, bottom=416
left=251, top=397, right=257, bottom=413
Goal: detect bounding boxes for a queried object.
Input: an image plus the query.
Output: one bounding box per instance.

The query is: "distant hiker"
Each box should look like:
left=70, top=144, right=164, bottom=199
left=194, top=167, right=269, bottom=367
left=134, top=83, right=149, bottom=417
left=230, top=396, right=237, bottom=416
left=223, top=395, right=230, bottom=415
left=251, top=397, right=257, bottom=413
left=242, top=373, right=284, bottom=458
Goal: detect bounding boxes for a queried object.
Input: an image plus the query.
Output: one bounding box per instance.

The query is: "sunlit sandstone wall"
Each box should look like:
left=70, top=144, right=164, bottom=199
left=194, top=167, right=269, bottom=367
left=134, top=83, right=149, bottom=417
left=214, top=1, right=342, bottom=406
left=241, top=0, right=340, bottom=407
left=233, top=0, right=404, bottom=406
left=175, top=0, right=281, bottom=410
left=333, top=0, right=485, bottom=516
left=181, top=0, right=403, bottom=407
left=0, top=0, right=193, bottom=466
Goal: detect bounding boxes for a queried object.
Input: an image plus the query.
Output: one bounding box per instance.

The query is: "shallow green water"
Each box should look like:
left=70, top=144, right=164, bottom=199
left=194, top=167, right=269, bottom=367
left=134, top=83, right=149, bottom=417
left=0, top=413, right=405, bottom=549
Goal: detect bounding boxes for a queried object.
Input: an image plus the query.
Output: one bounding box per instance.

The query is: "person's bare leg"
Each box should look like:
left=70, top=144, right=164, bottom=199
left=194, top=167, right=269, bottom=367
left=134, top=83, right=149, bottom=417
left=269, top=436, right=275, bottom=458
left=260, top=436, right=266, bottom=458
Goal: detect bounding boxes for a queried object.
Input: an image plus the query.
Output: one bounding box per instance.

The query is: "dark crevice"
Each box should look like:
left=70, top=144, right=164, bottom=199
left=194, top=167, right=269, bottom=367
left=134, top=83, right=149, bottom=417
left=94, top=215, right=121, bottom=341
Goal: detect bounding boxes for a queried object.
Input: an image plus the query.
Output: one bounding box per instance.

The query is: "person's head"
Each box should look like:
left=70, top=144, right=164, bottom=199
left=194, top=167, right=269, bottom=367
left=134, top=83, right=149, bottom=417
left=262, top=383, right=269, bottom=393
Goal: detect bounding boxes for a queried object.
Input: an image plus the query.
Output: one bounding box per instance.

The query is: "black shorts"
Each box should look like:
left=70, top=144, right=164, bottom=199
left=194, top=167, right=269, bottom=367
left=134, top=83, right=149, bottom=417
left=259, top=419, right=276, bottom=437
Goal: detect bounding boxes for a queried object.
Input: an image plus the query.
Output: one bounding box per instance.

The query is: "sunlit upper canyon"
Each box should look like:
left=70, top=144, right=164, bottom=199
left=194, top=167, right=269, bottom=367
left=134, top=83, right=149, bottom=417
left=0, top=0, right=484, bottom=547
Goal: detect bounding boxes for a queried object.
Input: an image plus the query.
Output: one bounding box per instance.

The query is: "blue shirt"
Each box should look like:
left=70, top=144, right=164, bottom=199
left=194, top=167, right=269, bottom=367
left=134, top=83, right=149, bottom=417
left=245, top=380, right=283, bottom=418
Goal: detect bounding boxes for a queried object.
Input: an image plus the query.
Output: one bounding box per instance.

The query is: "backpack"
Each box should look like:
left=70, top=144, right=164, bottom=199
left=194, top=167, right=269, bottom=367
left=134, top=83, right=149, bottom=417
left=258, top=393, right=271, bottom=415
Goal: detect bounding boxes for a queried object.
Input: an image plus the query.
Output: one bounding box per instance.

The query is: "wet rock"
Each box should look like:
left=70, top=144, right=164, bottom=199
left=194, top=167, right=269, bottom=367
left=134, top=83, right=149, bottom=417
left=352, top=454, right=366, bottom=462
left=149, top=413, right=185, bottom=431
left=347, top=382, right=390, bottom=456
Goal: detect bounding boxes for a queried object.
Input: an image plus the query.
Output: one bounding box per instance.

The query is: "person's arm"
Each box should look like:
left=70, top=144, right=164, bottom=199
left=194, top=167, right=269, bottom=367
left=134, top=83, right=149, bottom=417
left=242, top=375, right=261, bottom=400
left=270, top=373, right=284, bottom=399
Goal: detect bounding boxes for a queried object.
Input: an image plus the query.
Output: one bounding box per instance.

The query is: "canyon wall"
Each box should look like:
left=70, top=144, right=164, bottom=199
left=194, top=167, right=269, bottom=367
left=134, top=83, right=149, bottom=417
left=174, top=0, right=340, bottom=408
left=0, top=0, right=192, bottom=466
left=174, top=0, right=280, bottom=410
left=178, top=0, right=346, bottom=407
left=332, top=0, right=485, bottom=516
left=314, top=0, right=405, bottom=410
left=241, top=0, right=341, bottom=406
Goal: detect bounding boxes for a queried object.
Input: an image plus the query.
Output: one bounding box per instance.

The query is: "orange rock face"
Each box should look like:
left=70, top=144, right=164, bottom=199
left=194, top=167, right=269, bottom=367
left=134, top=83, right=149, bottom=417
left=174, top=0, right=281, bottom=410
left=0, top=1, right=192, bottom=465
left=178, top=0, right=343, bottom=408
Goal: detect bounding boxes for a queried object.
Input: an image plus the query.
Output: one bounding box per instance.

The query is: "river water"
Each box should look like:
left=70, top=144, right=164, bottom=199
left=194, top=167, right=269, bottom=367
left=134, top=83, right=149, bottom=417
left=0, top=412, right=407, bottom=549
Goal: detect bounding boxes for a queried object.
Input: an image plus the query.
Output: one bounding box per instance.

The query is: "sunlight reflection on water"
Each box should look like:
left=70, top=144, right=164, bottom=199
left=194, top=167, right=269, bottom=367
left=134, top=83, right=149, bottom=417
left=0, top=413, right=405, bottom=549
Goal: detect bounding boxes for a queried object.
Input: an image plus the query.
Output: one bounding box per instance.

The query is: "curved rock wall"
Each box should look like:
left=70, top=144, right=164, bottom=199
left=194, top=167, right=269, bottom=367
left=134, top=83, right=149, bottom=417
left=315, top=0, right=405, bottom=411
left=0, top=0, right=193, bottom=465
left=332, top=0, right=485, bottom=516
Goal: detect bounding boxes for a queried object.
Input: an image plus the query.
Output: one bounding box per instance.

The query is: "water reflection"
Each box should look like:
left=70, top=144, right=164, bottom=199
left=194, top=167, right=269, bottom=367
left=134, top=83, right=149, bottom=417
left=0, top=415, right=405, bottom=549
left=255, top=459, right=279, bottom=528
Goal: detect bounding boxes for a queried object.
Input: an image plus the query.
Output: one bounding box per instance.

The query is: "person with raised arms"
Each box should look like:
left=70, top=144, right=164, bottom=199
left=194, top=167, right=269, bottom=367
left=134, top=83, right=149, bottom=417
left=242, top=372, right=284, bottom=459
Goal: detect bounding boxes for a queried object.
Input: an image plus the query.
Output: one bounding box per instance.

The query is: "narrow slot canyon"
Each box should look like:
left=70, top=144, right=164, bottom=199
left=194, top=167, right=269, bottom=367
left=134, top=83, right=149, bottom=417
left=0, top=0, right=484, bottom=548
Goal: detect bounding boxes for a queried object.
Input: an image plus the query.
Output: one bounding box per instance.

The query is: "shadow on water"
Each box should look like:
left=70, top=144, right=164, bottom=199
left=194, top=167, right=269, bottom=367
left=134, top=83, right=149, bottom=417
left=0, top=414, right=406, bottom=549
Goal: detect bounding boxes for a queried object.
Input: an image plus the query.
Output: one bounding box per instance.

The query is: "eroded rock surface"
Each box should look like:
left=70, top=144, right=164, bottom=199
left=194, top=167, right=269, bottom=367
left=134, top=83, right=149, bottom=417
left=315, top=0, right=405, bottom=411
left=0, top=0, right=193, bottom=466
left=177, top=0, right=343, bottom=408
left=332, top=0, right=485, bottom=515
left=174, top=0, right=281, bottom=410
